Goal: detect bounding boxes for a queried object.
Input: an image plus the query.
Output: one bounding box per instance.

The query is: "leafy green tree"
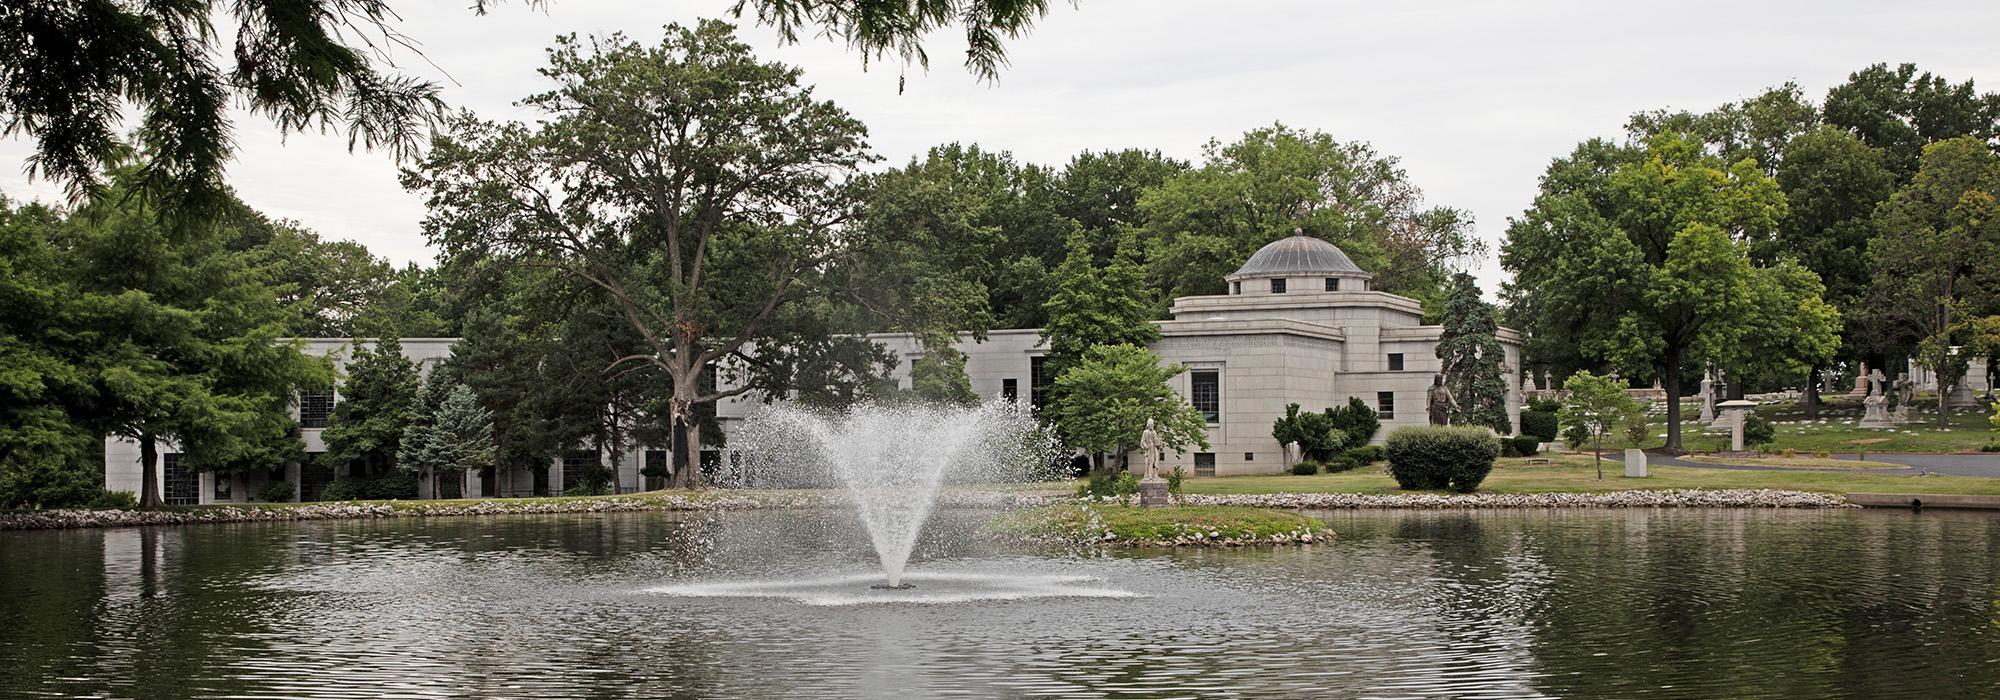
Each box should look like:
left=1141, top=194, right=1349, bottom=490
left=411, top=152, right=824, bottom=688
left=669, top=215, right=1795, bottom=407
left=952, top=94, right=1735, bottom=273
left=1138, top=124, right=1481, bottom=306
left=4, top=2, right=1058, bottom=216
left=1435, top=272, right=1512, bottom=433
left=1557, top=371, right=1643, bottom=479
left=1272, top=404, right=1306, bottom=468
left=1627, top=83, right=1821, bottom=176
left=910, top=348, right=980, bottom=406
left=1047, top=345, right=1210, bottom=471
left=1865, top=137, right=2000, bottom=426
left=1056, top=149, right=1189, bottom=235
left=1292, top=411, right=1351, bottom=462
left=1822, top=63, right=2000, bottom=177
left=322, top=336, right=420, bottom=477
left=408, top=22, right=888, bottom=489
left=1502, top=132, right=1792, bottom=450
left=0, top=199, right=101, bottom=509
left=1772, top=126, right=1896, bottom=415
left=54, top=173, right=330, bottom=507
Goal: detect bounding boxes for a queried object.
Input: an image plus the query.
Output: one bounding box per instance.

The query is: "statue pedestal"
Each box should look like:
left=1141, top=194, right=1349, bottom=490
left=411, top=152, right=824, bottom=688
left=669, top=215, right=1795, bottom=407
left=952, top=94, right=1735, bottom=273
left=1858, top=396, right=1895, bottom=428
left=1138, top=478, right=1170, bottom=508
left=1947, top=381, right=1982, bottom=409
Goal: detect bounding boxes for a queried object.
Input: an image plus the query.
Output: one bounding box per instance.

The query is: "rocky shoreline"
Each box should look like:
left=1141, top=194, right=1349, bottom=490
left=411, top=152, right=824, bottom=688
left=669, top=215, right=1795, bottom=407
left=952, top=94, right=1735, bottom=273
left=1, top=488, right=1857, bottom=531
left=1180, top=489, right=1857, bottom=509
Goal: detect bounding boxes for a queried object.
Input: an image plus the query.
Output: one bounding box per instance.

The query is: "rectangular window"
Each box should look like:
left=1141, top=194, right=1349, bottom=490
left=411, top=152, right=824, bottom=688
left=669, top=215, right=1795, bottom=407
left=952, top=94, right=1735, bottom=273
left=1191, top=370, right=1220, bottom=423
left=1270, top=279, right=1287, bottom=294
left=1388, top=353, right=1404, bottom=371
left=163, top=453, right=197, bottom=506
left=1002, top=378, right=1018, bottom=403
left=1244, top=452, right=1255, bottom=461
left=214, top=472, right=231, bottom=501
left=1194, top=453, right=1216, bottom=477
left=1030, top=356, right=1051, bottom=411
left=1231, top=281, right=1241, bottom=295
left=299, top=388, right=335, bottom=428
left=1378, top=391, right=1396, bottom=421
left=561, top=450, right=597, bottom=492
left=1325, top=278, right=1339, bottom=292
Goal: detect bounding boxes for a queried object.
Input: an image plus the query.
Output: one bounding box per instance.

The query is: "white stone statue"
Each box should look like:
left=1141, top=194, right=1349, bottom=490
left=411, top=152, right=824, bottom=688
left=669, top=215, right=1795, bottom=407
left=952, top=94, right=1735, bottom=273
left=1137, top=418, right=1166, bottom=481
left=1698, top=371, right=1716, bottom=424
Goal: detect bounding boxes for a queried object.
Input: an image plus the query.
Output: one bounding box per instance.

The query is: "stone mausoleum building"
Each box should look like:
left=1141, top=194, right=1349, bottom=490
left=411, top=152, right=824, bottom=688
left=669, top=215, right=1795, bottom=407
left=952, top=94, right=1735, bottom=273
left=105, top=233, right=1522, bottom=504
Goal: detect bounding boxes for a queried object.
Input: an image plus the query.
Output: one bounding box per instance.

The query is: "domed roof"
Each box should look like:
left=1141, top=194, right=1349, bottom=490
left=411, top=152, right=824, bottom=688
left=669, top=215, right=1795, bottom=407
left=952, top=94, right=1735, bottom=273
left=1231, top=233, right=1366, bottom=278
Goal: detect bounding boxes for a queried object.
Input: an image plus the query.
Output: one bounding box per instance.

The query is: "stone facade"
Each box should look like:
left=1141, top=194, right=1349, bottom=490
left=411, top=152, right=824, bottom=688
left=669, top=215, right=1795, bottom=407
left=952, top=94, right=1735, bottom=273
left=104, top=235, right=1522, bottom=501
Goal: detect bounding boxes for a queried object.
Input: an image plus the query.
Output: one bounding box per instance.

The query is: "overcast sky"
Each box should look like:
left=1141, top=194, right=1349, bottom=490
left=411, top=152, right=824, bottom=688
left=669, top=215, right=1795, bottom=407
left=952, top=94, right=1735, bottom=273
left=4, top=0, right=1998, bottom=294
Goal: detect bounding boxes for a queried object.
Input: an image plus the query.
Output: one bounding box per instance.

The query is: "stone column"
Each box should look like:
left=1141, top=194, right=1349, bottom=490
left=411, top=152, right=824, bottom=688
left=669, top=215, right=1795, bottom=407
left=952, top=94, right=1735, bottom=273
left=1717, top=399, right=1756, bottom=453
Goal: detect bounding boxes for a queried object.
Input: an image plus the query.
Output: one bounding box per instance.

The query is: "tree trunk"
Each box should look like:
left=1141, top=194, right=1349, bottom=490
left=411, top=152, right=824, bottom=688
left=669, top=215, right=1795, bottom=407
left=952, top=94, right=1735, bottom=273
left=138, top=432, right=162, bottom=508
left=669, top=393, right=703, bottom=490
left=1802, top=365, right=1820, bottom=420
left=1593, top=437, right=1603, bottom=479
left=1939, top=298, right=1955, bottom=429
left=1663, top=350, right=1684, bottom=453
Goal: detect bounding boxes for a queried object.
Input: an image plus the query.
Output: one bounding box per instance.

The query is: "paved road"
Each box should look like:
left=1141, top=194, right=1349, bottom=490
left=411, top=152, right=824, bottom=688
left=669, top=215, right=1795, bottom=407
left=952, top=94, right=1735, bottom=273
left=1650, top=452, right=2000, bottom=478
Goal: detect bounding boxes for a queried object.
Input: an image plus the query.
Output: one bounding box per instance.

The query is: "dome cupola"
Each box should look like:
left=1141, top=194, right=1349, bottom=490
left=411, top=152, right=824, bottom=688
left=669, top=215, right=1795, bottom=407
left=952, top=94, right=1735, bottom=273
left=1225, top=232, right=1372, bottom=294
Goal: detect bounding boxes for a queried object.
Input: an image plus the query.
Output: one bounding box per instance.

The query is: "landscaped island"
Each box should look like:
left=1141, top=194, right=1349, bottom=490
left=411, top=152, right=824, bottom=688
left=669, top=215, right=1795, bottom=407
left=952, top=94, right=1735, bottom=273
left=987, top=504, right=1333, bottom=547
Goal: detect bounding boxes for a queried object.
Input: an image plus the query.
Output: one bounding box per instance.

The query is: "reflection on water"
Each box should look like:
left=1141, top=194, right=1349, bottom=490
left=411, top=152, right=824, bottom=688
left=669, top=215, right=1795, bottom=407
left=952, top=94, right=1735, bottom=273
left=5, top=508, right=2000, bottom=697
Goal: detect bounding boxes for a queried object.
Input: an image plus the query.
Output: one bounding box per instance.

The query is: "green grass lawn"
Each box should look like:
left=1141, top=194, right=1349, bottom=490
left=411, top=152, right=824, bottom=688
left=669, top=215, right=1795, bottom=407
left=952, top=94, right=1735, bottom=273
left=1182, top=453, right=2000, bottom=497
left=1601, top=396, right=1997, bottom=453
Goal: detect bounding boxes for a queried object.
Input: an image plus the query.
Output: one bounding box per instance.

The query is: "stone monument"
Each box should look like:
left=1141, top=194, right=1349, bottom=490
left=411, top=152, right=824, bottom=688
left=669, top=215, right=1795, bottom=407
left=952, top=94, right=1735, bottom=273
left=1892, top=375, right=1916, bottom=423
left=1137, top=418, right=1170, bottom=508
left=1427, top=373, right=1457, bottom=426
left=1717, top=399, right=1758, bottom=452
left=1698, top=371, right=1716, bottom=424
left=1623, top=448, right=1648, bottom=478
left=1858, top=369, right=1894, bottom=429
left=1846, top=362, right=1870, bottom=399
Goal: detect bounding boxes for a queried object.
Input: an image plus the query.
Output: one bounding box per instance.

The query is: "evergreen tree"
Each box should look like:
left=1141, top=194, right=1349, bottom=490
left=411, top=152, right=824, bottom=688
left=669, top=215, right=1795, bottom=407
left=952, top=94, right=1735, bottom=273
left=1040, top=229, right=1159, bottom=377
left=452, top=308, right=554, bottom=496
left=322, top=335, right=420, bottom=476
left=1435, top=273, right=1512, bottom=434
left=399, top=382, right=493, bottom=498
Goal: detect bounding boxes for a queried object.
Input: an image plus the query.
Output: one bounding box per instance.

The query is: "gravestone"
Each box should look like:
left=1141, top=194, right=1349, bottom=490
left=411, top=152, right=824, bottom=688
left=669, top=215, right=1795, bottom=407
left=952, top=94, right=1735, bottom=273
left=1858, top=369, right=1895, bottom=429
left=1623, top=448, right=1648, bottom=478
left=1138, top=479, right=1170, bottom=508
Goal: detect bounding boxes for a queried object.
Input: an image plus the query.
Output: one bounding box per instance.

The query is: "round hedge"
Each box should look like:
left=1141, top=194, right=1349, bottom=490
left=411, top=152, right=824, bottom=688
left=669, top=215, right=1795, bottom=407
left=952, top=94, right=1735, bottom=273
left=1384, top=426, right=1502, bottom=493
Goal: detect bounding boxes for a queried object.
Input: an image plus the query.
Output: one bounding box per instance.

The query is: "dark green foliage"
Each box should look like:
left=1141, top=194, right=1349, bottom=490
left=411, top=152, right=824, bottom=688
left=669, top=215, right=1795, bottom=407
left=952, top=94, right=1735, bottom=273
left=1527, top=397, right=1563, bottom=413
left=1384, top=426, right=1502, bottom=493
left=257, top=480, right=295, bottom=503
left=1512, top=435, right=1542, bottom=457
left=319, top=471, right=417, bottom=501
left=1327, top=397, right=1382, bottom=445
left=1499, top=437, right=1522, bottom=458
left=0, top=0, right=446, bottom=217
left=1166, top=465, right=1185, bottom=497
left=1344, top=445, right=1385, bottom=465
left=1041, top=228, right=1159, bottom=380
left=562, top=483, right=614, bottom=497
left=84, top=489, right=138, bottom=510
left=1293, top=412, right=1350, bottom=462
left=1323, top=456, right=1362, bottom=473
left=1562, top=423, right=1590, bottom=450
left=1290, top=460, right=1320, bottom=476
left=1520, top=409, right=1560, bottom=442
left=1982, top=441, right=2000, bottom=453
left=1076, top=470, right=1142, bottom=499
left=1743, top=413, right=1776, bottom=450
left=0, top=459, right=104, bottom=511
left=1436, top=272, right=1512, bottom=433
left=321, top=336, right=420, bottom=475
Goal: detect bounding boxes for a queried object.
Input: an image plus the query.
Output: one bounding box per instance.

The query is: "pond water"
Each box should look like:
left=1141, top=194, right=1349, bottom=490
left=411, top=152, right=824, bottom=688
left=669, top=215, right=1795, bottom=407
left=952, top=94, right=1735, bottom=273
left=5, top=507, right=2000, bottom=698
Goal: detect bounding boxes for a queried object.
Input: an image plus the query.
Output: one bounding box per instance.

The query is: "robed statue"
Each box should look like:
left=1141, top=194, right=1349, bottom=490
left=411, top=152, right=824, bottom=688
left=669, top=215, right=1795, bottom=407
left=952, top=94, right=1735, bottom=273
left=1137, top=417, right=1167, bottom=480
left=1427, top=373, right=1457, bottom=426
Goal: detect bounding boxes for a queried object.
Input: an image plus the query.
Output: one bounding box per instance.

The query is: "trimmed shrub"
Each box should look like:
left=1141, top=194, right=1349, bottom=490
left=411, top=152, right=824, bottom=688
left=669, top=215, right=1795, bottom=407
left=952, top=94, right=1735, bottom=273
left=1291, top=460, right=1321, bottom=476
left=1743, top=413, right=1775, bottom=451
left=1113, top=472, right=1141, bottom=497
left=1511, top=435, right=1541, bottom=457
left=1527, top=396, right=1563, bottom=413
left=1561, top=423, right=1589, bottom=450
left=1519, top=409, right=1559, bottom=442
left=1343, top=445, right=1385, bottom=465
left=257, top=480, right=296, bottom=503
left=1322, top=456, right=1362, bottom=473
left=1328, top=397, right=1382, bottom=445
left=1384, top=426, right=1502, bottom=493
left=85, top=489, right=138, bottom=510
left=320, top=471, right=419, bottom=501
left=562, top=483, right=613, bottom=497
left=1983, top=441, right=2000, bottom=453
left=1499, top=437, right=1521, bottom=458
left=1077, top=470, right=1119, bottom=498
left=1167, top=466, right=1186, bottom=497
